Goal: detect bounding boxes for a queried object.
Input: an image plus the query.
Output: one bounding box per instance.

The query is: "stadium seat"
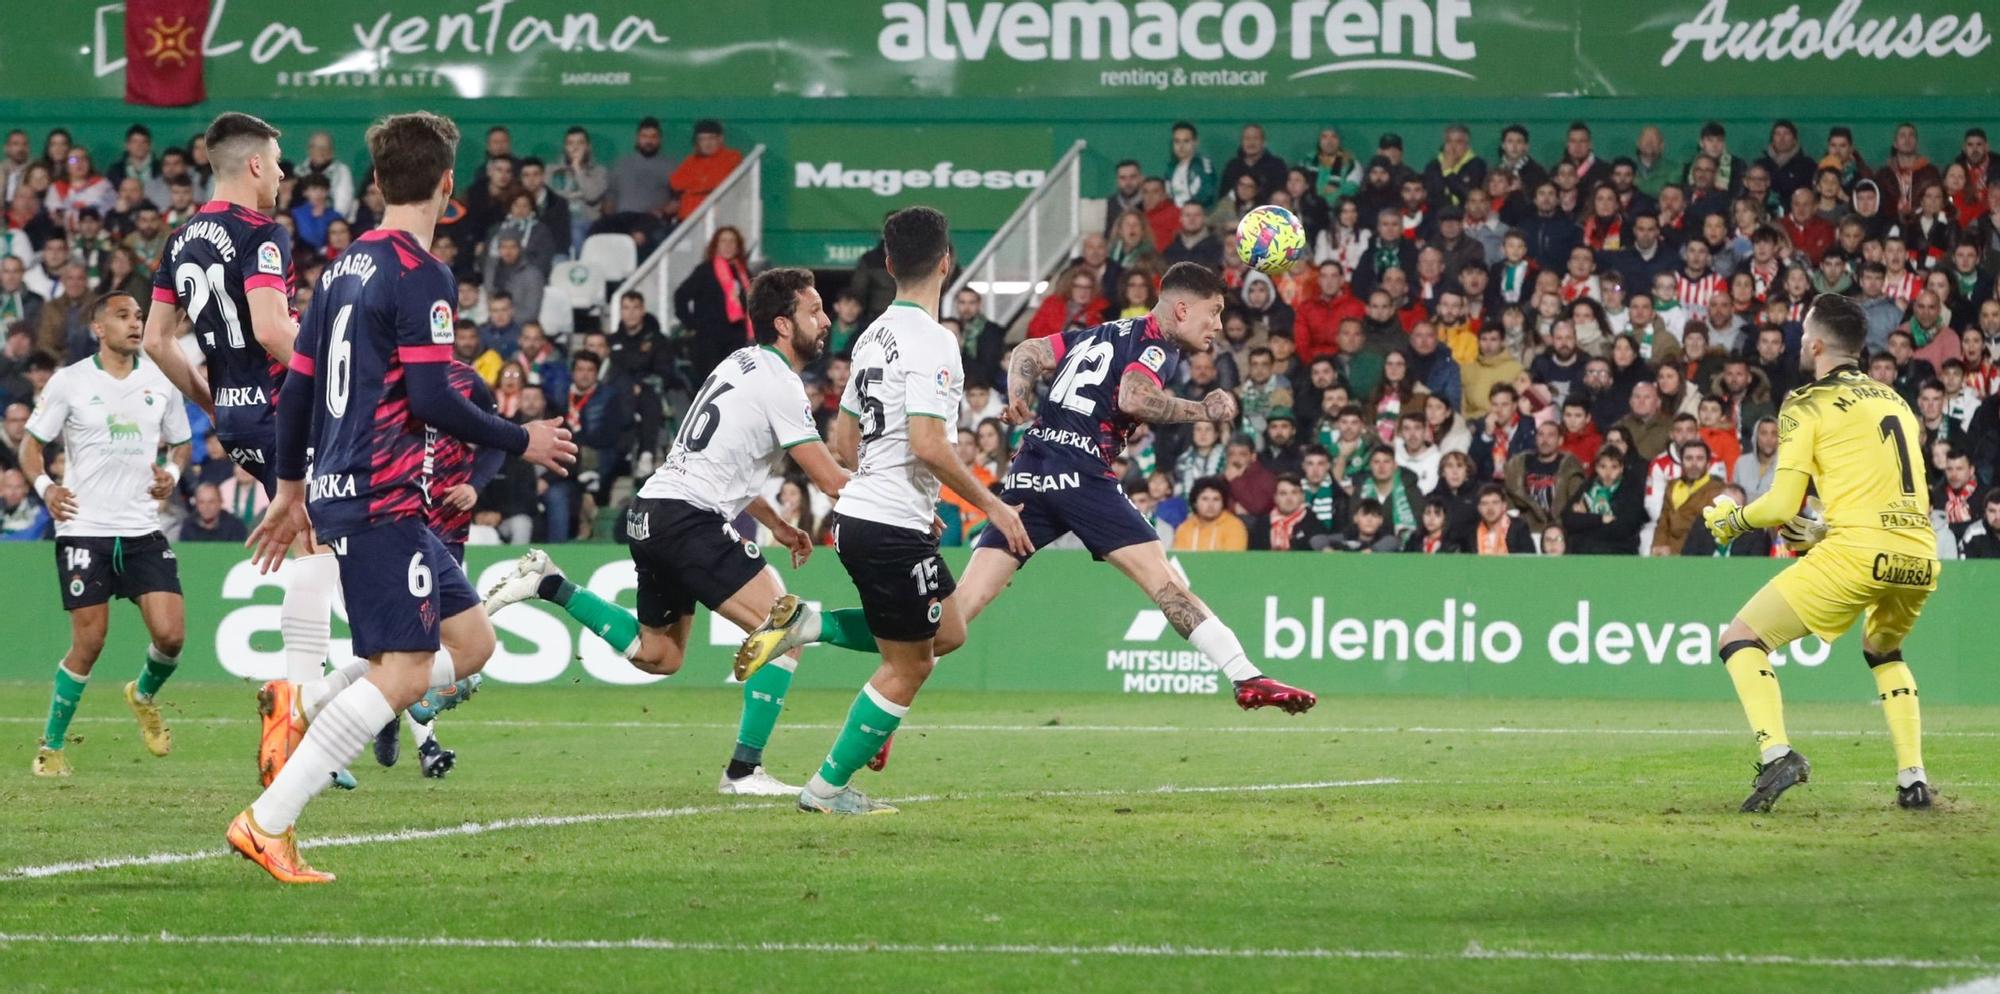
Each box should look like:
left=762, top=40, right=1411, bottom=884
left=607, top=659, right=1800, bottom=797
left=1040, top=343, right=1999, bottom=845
left=536, top=284, right=574, bottom=336
left=579, top=234, right=638, bottom=285
left=548, top=259, right=604, bottom=311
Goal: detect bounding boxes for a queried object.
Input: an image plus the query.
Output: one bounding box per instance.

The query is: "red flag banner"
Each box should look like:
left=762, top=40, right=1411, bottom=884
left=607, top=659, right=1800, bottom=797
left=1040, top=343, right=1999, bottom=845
left=124, top=0, right=208, bottom=107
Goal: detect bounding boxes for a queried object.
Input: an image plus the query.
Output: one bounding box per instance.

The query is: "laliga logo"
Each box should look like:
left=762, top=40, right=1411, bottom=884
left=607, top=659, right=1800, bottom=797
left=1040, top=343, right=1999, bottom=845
left=879, top=0, right=1479, bottom=81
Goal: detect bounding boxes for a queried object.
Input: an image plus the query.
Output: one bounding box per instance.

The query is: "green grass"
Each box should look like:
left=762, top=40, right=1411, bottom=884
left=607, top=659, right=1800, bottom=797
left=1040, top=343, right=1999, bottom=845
left=2, top=679, right=1997, bottom=993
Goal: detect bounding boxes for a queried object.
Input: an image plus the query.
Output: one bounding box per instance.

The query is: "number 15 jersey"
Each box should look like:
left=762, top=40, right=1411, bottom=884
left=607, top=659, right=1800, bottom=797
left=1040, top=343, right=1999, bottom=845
left=837, top=301, right=963, bottom=532
left=150, top=200, right=293, bottom=443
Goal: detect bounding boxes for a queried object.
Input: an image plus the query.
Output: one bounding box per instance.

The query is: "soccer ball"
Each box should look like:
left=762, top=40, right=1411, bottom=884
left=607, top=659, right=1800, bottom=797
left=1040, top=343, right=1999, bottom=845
left=1235, top=204, right=1307, bottom=275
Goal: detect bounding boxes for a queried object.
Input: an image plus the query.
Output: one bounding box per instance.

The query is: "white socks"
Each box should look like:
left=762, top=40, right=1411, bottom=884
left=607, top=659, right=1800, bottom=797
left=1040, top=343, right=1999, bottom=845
left=1189, top=616, right=1262, bottom=683
left=431, top=650, right=458, bottom=688
left=252, top=678, right=394, bottom=833
left=406, top=711, right=436, bottom=747
left=281, top=553, right=342, bottom=686
left=299, top=660, right=370, bottom=723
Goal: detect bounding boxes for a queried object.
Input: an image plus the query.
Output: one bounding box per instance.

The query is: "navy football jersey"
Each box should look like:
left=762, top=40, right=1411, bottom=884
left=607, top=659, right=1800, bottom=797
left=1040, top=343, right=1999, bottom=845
left=290, top=228, right=457, bottom=541
left=150, top=201, right=293, bottom=441
left=422, top=361, right=497, bottom=546
left=1017, top=316, right=1182, bottom=475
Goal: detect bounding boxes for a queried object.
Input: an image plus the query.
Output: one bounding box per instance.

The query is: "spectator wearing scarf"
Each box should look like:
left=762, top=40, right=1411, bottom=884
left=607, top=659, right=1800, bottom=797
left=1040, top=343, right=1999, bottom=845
left=672, top=225, right=754, bottom=384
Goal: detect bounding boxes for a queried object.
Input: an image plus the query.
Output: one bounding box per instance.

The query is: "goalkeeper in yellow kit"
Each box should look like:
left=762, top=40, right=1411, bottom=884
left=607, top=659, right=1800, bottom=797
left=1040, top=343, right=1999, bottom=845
left=1704, top=292, right=1937, bottom=812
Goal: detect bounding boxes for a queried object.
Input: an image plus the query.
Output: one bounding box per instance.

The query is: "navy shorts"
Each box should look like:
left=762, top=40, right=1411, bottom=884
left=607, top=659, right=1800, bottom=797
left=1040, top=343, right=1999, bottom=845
left=216, top=431, right=277, bottom=498
left=330, top=517, right=480, bottom=659
left=974, top=458, right=1159, bottom=562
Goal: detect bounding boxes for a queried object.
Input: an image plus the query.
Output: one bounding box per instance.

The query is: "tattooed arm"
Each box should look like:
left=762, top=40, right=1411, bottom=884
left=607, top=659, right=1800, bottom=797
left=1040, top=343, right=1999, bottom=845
left=1003, top=337, right=1059, bottom=424
left=1117, top=369, right=1239, bottom=425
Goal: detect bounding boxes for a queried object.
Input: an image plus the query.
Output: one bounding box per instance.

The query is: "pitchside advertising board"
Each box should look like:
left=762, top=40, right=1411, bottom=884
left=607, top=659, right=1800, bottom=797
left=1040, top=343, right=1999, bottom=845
left=0, top=546, right=1992, bottom=704
left=5, top=0, right=1995, bottom=101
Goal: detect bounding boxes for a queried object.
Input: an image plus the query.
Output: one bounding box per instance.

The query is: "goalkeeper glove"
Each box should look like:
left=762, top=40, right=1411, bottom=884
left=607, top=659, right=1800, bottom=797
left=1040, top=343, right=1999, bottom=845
left=1777, top=496, right=1828, bottom=552
left=1702, top=494, right=1752, bottom=545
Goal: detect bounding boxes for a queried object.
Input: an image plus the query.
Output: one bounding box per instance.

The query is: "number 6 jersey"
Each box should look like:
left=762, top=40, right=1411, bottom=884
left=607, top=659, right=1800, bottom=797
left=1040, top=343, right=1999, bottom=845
left=837, top=301, right=964, bottom=532
left=149, top=200, right=293, bottom=442
left=636, top=344, right=820, bottom=518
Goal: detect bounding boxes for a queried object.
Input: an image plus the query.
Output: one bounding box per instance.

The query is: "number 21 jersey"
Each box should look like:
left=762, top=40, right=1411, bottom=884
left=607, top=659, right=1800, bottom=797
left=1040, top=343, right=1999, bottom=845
left=837, top=301, right=963, bottom=532
left=150, top=201, right=293, bottom=442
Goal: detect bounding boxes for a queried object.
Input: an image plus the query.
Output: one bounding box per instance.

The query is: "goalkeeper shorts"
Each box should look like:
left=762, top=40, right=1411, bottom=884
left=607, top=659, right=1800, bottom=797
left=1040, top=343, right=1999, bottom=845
left=1745, top=542, right=1936, bottom=646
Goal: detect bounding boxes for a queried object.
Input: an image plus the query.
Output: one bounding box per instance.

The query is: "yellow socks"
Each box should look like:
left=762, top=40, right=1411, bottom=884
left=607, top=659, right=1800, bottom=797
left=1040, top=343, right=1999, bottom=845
left=1870, top=660, right=1924, bottom=784
left=1723, top=641, right=1791, bottom=763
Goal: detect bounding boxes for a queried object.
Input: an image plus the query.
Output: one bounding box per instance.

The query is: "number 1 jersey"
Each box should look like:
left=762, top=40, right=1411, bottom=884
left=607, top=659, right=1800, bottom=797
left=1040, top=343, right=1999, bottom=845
left=289, top=228, right=458, bottom=541
left=150, top=201, right=293, bottom=442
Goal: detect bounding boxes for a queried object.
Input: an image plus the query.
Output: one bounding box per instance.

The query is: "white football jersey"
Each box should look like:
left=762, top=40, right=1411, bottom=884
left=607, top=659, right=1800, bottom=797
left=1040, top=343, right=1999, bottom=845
left=25, top=354, right=191, bottom=538
left=836, top=301, right=964, bottom=532
left=639, top=345, right=819, bottom=518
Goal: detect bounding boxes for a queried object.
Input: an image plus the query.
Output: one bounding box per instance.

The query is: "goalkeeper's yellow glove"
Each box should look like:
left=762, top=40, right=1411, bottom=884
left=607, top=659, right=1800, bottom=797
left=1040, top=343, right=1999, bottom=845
left=1703, top=494, right=1752, bottom=545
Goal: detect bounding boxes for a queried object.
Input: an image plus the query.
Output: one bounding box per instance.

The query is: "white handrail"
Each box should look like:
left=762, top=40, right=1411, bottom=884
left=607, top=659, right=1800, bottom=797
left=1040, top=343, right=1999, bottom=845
left=613, top=144, right=766, bottom=330
left=947, top=140, right=1087, bottom=327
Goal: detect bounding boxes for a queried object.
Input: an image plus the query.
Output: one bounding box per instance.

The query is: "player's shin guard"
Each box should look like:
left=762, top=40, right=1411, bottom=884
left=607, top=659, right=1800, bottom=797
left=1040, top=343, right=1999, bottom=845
left=1722, top=639, right=1791, bottom=762
left=250, top=679, right=394, bottom=833
left=813, top=610, right=878, bottom=652
left=1188, top=616, right=1262, bottom=683
left=41, top=664, right=87, bottom=748
left=537, top=574, right=640, bottom=658
left=281, top=553, right=341, bottom=686
left=134, top=644, right=178, bottom=700
left=806, top=682, right=906, bottom=796
left=731, top=655, right=797, bottom=777
left=1867, top=651, right=1924, bottom=786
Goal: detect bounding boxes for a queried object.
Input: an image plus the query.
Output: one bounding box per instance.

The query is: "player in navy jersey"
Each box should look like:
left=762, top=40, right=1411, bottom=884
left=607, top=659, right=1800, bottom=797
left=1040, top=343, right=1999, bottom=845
left=139, top=113, right=351, bottom=763
left=738, top=263, right=1317, bottom=732
left=368, top=359, right=506, bottom=778
left=227, top=112, right=574, bottom=884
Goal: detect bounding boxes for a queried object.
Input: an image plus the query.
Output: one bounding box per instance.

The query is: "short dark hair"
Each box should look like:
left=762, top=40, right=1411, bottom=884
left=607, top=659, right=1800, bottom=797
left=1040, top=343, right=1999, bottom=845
left=1804, top=292, right=1868, bottom=355
left=1682, top=439, right=1710, bottom=457
left=1159, top=261, right=1226, bottom=299
left=882, top=206, right=952, bottom=284
left=1115, top=158, right=1141, bottom=172
left=1700, top=121, right=1727, bottom=139
left=571, top=349, right=602, bottom=372
left=693, top=119, right=724, bottom=138
left=637, top=116, right=662, bottom=132
left=749, top=267, right=817, bottom=345
left=203, top=112, right=281, bottom=177
left=488, top=290, right=513, bottom=304
left=1172, top=121, right=1198, bottom=138
left=92, top=292, right=136, bottom=320
left=1477, top=482, right=1506, bottom=501
left=126, top=123, right=151, bottom=140
left=367, top=112, right=460, bottom=206
left=1829, top=126, right=1853, bottom=141
left=1502, top=124, right=1529, bottom=142
left=519, top=155, right=545, bottom=171
left=1354, top=497, right=1386, bottom=518
left=1189, top=477, right=1230, bottom=505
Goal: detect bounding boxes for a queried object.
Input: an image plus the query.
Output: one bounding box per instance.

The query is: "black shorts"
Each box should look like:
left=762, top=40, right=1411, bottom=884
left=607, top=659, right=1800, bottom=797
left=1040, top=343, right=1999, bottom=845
left=625, top=496, right=769, bottom=629
left=973, top=457, right=1159, bottom=562
left=216, top=431, right=277, bottom=499
left=56, top=532, right=182, bottom=611
left=832, top=512, right=955, bottom=642
left=331, top=518, right=480, bottom=659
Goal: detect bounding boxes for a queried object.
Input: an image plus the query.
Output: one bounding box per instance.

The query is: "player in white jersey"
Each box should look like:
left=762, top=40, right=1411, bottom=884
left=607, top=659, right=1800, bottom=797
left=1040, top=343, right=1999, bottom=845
left=482, top=268, right=853, bottom=795
left=795, top=206, right=1030, bottom=815
left=21, top=293, right=192, bottom=776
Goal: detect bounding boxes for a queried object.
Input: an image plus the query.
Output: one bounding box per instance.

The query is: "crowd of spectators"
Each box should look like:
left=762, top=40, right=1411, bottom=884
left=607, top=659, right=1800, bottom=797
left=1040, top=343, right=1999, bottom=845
left=0, top=114, right=1997, bottom=561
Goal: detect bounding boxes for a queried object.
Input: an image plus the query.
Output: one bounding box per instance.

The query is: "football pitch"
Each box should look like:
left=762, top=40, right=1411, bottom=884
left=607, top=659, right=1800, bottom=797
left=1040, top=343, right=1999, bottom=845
left=2, top=680, right=1995, bottom=994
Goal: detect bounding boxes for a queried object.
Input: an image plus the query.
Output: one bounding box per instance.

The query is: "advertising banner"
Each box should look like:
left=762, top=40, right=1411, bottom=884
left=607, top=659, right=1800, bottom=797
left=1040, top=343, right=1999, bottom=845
left=784, top=124, right=1056, bottom=233
left=5, top=1, right=1992, bottom=103
left=0, top=545, right=1990, bottom=705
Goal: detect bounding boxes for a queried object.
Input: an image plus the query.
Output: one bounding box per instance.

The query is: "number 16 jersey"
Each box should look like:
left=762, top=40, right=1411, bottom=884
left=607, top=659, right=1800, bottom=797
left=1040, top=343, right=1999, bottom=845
left=637, top=344, right=819, bottom=518
left=837, top=301, right=963, bottom=533
left=150, top=200, right=293, bottom=443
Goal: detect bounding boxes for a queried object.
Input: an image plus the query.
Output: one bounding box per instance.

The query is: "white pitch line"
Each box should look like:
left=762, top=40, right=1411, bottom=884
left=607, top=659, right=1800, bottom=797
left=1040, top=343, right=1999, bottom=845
left=9, top=714, right=2000, bottom=738
left=0, top=779, right=1397, bottom=883
left=1927, top=974, right=2000, bottom=993
left=0, top=931, right=1986, bottom=972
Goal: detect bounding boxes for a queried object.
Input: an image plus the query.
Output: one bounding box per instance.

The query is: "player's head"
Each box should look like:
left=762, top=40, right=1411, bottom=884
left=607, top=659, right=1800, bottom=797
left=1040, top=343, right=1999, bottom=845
left=1157, top=262, right=1227, bottom=353
left=90, top=293, right=142, bottom=356
left=366, top=111, right=461, bottom=211
left=882, top=206, right=953, bottom=289
left=204, top=112, right=284, bottom=211
left=1801, top=291, right=1867, bottom=370
left=750, top=267, right=828, bottom=362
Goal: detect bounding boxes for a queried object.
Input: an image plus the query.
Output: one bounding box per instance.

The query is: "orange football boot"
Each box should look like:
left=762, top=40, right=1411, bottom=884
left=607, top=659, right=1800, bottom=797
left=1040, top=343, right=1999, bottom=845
left=227, top=809, right=334, bottom=884
left=257, top=680, right=305, bottom=787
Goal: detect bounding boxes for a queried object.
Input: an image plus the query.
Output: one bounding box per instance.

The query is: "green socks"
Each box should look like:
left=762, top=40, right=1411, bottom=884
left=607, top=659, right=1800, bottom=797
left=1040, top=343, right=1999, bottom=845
left=42, top=665, right=88, bottom=748
left=135, top=645, right=178, bottom=701
left=735, top=657, right=796, bottom=756
left=817, top=608, right=879, bottom=653
left=814, top=683, right=908, bottom=791
left=539, top=574, right=640, bottom=657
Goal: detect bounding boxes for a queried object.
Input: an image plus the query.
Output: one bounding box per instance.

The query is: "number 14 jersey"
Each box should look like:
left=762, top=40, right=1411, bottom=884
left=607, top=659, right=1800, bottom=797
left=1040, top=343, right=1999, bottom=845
left=637, top=344, right=819, bottom=518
